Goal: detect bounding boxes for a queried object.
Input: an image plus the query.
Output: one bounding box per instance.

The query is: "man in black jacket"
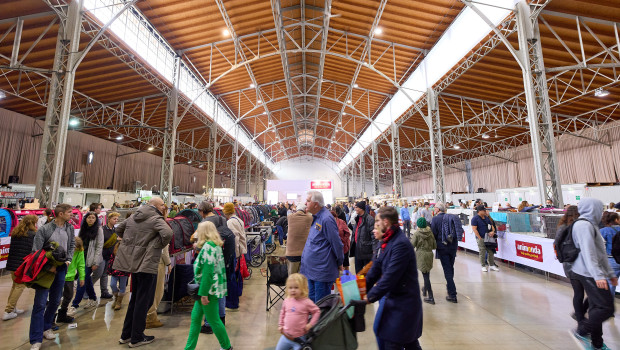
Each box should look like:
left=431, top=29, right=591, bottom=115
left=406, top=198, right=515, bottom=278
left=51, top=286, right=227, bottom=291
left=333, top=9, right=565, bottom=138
left=430, top=202, right=462, bottom=303
left=353, top=201, right=377, bottom=273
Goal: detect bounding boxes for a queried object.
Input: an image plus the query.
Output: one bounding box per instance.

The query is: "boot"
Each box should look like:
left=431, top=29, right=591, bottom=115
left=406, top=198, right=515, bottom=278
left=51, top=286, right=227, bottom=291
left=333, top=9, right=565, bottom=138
left=114, top=293, right=125, bottom=311
left=145, top=312, right=163, bottom=329
left=220, top=316, right=225, bottom=325
left=56, top=309, right=74, bottom=323
left=112, top=292, right=118, bottom=309
left=423, top=287, right=435, bottom=305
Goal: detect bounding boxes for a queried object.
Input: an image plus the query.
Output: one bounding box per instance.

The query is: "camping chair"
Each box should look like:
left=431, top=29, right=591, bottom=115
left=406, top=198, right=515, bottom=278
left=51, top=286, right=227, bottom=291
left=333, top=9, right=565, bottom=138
left=266, top=256, right=288, bottom=311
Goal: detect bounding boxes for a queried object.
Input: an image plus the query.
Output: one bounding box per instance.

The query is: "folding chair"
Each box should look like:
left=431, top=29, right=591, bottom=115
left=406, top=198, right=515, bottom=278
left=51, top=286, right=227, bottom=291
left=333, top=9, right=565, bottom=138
left=266, top=256, right=288, bottom=311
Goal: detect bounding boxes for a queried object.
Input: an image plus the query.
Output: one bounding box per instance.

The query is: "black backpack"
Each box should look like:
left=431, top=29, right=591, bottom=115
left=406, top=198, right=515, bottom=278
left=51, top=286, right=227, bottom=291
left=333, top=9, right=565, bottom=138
left=611, top=229, right=620, bottom=264
left=553, top=218, right=590, bottom=263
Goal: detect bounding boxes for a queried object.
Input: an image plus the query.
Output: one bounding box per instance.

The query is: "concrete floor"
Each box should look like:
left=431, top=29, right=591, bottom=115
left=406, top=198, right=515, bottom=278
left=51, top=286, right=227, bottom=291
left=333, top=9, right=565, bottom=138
left=1, top=249, right=618, bottom=350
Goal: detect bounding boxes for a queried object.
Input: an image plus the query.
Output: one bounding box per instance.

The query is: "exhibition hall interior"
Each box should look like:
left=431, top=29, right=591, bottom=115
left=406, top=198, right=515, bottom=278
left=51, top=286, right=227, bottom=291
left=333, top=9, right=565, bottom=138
left=0, top=0, right=619, bottom=349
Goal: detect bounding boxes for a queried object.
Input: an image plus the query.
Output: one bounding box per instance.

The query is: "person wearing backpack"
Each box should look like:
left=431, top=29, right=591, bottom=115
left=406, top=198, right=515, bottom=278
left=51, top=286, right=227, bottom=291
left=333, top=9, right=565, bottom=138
left=569, top=198, right=617, bottom=350
left=28, top=204, right=75, bottom=350
left=600, top=211, right=620, bottom=295
left=3, top=215, right=37, bottom=321
left=430, top=202, right=463, bottom=303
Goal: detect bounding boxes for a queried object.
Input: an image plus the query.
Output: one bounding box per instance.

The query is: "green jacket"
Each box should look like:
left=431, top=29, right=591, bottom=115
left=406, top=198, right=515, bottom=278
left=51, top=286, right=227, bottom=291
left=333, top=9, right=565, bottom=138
left=194, top=241, right=227, bottom=298
left=65, top=250, right=85, bottom=282
left=410, top=227, right=437, bottom=273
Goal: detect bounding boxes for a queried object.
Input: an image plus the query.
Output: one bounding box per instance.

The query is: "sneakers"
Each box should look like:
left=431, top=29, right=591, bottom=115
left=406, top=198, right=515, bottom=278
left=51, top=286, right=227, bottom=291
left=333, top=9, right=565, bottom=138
left=220, top=347, right=233, bottom=350
left=100, top=291, right=114, bottom=299
left=489, top=265, right=500, bottom=272
left=43, top=329, right=57, bottom=340
left=201, top=324, right=214, bottom=334
left=67, top=306, right=77, bottom=317
left=119, top=338, right=131, bottom=344
left=2, top=312, right=17, bottom=321
left=595, top=344, right=611, bottom=350
left=83, top=299, right=98, bottom=309
left=15, top=308, right=24, bottom=314
left=481, top=266, right=488, bottom=272
left=30, top=343, right=42, bottom=350
left=569, top=329, right=592, bottom=350
left=128, top=335, right=155, bottom=348
left=445, top=296, right=458, bottom=303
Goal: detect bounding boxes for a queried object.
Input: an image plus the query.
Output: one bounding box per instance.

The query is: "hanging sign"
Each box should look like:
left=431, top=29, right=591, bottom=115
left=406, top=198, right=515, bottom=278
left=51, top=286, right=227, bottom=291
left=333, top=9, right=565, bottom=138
left=310, top=180, right=332, bottom=190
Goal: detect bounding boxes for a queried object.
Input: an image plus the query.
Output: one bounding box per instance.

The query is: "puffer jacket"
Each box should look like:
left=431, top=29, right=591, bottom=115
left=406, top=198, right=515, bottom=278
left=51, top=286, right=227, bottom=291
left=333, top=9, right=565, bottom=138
left=353, top=212, right=377, bottom=261
left=6, top=230, right=36, bottom=271
left=112, top=205, right=173, bottom=275
left=410, top=227, right=437, bottom=273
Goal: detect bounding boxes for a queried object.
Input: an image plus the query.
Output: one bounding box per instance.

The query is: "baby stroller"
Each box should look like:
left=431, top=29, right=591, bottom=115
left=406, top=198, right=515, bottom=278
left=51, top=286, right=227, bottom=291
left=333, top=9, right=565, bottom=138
left=296, top=294, right=366, bottom=350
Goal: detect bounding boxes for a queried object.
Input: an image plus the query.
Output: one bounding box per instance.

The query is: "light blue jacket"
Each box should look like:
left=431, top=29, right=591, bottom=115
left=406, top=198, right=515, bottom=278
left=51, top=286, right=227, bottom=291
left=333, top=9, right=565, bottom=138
left=571, top=198, right=614, bottom=280
left=300, top=207, right=344, bottom=282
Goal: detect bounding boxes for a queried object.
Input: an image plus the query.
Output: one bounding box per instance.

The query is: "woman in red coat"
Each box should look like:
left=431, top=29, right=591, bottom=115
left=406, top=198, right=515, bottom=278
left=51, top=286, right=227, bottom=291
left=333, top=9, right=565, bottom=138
left=331, top=209, right=351, bottom=270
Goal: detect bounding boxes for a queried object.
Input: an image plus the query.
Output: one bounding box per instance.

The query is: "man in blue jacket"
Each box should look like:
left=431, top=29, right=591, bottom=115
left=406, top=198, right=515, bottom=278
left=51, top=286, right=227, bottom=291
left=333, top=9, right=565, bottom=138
left=430, top=202, right=463, bottom=303
left=367, top=206, right=423, bottom=350
left=400, top=202, right=411, bottom=238
left=300, top=191, right=344, bottom=303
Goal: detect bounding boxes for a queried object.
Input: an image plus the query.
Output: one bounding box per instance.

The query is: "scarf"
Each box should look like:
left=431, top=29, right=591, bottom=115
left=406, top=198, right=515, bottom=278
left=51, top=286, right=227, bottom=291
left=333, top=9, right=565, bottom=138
left=381, top=225, right=399, bottom=250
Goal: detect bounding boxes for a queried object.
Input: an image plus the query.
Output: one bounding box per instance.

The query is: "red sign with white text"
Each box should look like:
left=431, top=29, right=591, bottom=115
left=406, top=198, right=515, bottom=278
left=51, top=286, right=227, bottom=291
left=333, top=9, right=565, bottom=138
left=515, top=240, right=543, bottom=262
left=0, top=244, right=9, bottom=263
left=310, top=181, right=332, bottom=190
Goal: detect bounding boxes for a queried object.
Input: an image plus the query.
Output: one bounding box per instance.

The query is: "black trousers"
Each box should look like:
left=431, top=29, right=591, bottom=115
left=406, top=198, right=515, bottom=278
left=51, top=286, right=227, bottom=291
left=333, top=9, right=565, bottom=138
left=355, top=257, right=371, bottom=275
left=568, top=272, right=589, bottom=322
left=59, top=281, right=74, bottom=313
left=402, top=220, right=411, bottom=238
left=437, top=250, right=457, bottom=298
left=121, top=272, right=157, bottom=343
left=381, top=339, right=422, bottom=350
left=572, top=273, right=615, bottom=348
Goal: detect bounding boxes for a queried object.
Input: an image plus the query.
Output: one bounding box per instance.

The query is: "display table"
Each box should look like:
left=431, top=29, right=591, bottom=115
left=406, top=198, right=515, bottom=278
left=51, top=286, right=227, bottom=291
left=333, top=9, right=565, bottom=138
left=458, top=225, right=565, bottom=277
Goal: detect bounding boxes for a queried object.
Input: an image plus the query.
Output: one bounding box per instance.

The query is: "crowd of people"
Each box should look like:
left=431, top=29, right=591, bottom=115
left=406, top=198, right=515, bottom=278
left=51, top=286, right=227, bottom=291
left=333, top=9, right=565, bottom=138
left=3, top=194, right=619, bottom=350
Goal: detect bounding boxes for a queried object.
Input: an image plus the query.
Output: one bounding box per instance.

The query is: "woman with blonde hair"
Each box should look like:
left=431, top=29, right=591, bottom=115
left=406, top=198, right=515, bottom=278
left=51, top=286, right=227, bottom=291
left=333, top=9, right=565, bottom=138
left=184, top=221, right=232, bottom=350
left=3, top=215, right=38, bottom=321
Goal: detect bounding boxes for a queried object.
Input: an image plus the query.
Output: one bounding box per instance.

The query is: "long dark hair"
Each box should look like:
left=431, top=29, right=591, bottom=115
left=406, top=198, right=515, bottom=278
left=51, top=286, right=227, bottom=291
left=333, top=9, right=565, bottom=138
left=79, top=212, right=100, bottom=241
left=559, top=205, right=579, bottom=226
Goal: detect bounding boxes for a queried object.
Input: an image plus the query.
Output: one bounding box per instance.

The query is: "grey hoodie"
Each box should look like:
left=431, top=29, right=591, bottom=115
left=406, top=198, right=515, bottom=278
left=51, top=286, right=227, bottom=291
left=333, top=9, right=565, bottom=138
left=571, top=198, right=614, bottom=280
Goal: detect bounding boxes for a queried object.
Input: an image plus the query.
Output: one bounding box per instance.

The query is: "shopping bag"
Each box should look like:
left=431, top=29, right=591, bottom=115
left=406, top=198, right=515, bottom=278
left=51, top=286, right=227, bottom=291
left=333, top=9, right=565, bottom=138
left=239, top=255, right=250, bottom=279
left=341, top=279, right=361, bottom=318
left=356, top=274, right=366, bottom=300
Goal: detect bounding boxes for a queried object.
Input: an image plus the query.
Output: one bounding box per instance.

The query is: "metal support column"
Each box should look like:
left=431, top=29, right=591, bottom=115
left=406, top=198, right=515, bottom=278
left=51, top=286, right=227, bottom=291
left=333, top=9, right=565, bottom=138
left=352, top=159, right=358, bottom=198
left=35, top=0, right=83, bottom=207
left=465, top=160, right=474, bottom=194
left=427, top=89, right=446, bottom=204
left=372, top=141, right=379, bottom=196
left=159, top=56, right=181, bottom=206
left=346, top=168, right=350, bottom=197
left=360, top=154, right=366, bottom=197
left=232, top=136, right=239, bottom=195
left=245, top=154, right=251, bottom=195
left=391, top=123, right=403, bottom=197
left=255, top=163, right=263, bottom=201
left=206, top=108, right=218, bottom=199
left=516, top=2, right=563, bottom=207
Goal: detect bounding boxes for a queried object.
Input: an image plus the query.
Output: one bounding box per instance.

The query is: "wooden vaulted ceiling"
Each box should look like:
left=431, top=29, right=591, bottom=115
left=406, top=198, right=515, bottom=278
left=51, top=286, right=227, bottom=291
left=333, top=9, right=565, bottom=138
left=0, top=0, right=619, bottom=178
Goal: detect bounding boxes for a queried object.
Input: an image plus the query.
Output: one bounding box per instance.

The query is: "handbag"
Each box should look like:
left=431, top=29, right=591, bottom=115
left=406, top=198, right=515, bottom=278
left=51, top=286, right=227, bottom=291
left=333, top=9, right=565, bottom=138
left=239, top=255, right=250, bottom=279
left=187, top=279, right=200, bottom=301
left=483, top=233, right=497, bottom=248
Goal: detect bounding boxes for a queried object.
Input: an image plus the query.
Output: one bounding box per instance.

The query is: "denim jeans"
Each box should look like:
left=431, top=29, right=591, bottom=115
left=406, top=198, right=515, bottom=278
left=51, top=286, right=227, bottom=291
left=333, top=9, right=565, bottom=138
left=110, top=275, right=128, bottom=294
left=437, top=250, right=457, bottom=298
left=308, top=279, right=332, bottom=303
left=72, top=265, right=98, bottom=307
left=98, top=259, right=110, bottom=293
left=608, top=257, right=620, bottom=295
left=29, top=264, right=67, bottom=344
left=275, top=335, right=302, bottom=350
left=203, top=297, right=226, bottom=327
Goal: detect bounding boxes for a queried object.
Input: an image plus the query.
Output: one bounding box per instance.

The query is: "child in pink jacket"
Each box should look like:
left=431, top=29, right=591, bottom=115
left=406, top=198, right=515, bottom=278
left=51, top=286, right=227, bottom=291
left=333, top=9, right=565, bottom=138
left=276, top=273, right=321, bottom=350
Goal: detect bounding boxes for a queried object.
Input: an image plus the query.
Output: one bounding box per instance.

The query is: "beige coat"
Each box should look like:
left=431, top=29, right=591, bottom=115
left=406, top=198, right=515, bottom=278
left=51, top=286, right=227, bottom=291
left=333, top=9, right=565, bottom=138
left=286, top=211, right=313, bottom=257
left=227, top=215, right=247, bottom=258
left=113, top=205, right=173, bottom=275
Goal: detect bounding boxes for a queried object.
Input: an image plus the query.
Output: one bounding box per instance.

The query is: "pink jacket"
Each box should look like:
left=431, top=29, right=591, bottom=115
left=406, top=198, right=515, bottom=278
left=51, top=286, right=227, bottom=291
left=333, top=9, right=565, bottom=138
left=278, top=297, right=321, bottom=338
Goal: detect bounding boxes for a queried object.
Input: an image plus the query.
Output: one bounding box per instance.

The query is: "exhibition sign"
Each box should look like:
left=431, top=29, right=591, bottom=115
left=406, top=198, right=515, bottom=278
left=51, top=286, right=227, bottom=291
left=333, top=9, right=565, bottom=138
left=458, top=225, right=565, bottom=277
left=310, top=180, right=332, bottom=189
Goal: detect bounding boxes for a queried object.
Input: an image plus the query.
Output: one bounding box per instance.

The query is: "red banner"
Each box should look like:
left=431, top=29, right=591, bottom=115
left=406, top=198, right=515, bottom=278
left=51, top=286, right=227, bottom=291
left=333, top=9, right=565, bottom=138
left=310, top=180, right=332, bottom=190
left=515, top=240, right=543, bottom=262
left=0, top=243, right=9, bottom=263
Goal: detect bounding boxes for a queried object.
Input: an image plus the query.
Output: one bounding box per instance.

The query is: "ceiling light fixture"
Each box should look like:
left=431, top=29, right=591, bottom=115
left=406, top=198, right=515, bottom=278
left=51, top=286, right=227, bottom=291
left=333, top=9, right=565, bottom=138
left=199, top=164, right=203, bottom=168
left=342, top=112, right=347, bottom=116
left=262, top=111, right=267, bottom=115
left=69, top=118, right=79, bottom=126
left=595, top=87, right=610, bottom=97
left=222, top=29, right=230, bottom=36
left=453, top=144, right=460, bottom=149
left=494, top=131, right=498, bottom=138
left=374, top=28, right=383, bottom=35
left=116, top=135, right=123, bottom=141
left=353, top=83, right=358, bottom=88
left=148, top=146, right=154, bottom=151
left=0, top=91, right=6, bottom=99
left=347, top=100, right=352, bottom=104
left=188, top=160, right=192, bottom=164
left=257, top=99, right=262, bottom=104
left=250, top=83, right=255, bottom=88
left=482, top=133, right=490, bottom=139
